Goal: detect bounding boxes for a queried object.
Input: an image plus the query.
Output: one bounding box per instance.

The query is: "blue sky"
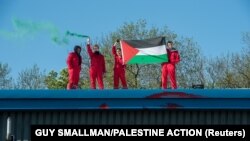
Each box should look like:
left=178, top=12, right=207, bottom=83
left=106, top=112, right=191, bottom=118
left=0, top=0, right=249, bottom=79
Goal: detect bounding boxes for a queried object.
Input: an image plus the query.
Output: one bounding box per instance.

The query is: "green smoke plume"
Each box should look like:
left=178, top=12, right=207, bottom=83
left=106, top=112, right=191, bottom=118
left=0, top=18, right=69, bottom=45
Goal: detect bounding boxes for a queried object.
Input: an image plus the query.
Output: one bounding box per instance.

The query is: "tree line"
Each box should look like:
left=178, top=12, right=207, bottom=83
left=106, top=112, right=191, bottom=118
left=1, top=20, right=249, bottom=89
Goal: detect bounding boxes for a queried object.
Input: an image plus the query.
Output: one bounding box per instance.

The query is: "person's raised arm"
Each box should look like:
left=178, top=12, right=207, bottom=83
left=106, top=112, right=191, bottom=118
left=112, top=44, right=117, bottom=56
left=86, top=38, right=93, bottom=56
left=112, top=39, right=119, bottom=56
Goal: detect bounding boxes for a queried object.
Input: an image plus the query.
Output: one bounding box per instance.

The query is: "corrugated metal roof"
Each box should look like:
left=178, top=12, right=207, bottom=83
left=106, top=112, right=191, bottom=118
left=0, top=89, right=250, bottom=140
left=1, top=110, right=250, bottom=141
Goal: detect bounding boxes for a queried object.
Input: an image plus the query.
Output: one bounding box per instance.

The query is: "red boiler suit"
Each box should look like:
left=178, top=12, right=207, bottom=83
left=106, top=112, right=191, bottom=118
left=87, top=44, right=106, bottom=89
left=161, top=48, right=180, bottom=89
left=112, top=45, right=128, bottom=89
left=66, top=52, right=82, bottom=89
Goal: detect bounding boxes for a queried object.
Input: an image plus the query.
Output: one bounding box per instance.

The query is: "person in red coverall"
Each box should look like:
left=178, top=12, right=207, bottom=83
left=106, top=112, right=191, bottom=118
left=112, top=40, right=128, bottom=89
left=86, top=38, right=106, bottom=89
left=161, top=41, right=180, bottom=89
left=66, top=45, right=82, bottom=89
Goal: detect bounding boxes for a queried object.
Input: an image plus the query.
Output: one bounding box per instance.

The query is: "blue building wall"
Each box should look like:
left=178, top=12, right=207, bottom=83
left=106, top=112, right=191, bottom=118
left=0, top=89, right=250, bottom=140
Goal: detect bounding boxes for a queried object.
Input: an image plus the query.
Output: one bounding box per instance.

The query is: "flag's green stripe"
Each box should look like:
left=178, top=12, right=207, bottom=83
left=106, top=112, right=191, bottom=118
left=127, top=54, right=168, bottom=64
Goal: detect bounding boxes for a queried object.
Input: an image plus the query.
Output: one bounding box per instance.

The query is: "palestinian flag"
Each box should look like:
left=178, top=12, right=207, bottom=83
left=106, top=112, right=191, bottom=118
left=120, top=37, right=168, bottom=64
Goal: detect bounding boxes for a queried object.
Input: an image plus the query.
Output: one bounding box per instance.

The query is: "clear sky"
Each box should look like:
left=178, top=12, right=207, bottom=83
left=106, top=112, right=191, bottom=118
left=0, top=0, right=249, bottom=79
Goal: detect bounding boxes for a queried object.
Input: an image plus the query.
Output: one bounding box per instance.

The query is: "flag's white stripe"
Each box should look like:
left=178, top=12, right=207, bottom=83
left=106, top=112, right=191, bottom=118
left=136, top=45, right=167, bottom=55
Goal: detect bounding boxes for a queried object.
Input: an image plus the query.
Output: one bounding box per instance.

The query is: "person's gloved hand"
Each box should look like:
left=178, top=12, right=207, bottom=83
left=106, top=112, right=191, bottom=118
left=113, top=39, right=120, bottom=46
left=87, top=38, right=90, bottom=44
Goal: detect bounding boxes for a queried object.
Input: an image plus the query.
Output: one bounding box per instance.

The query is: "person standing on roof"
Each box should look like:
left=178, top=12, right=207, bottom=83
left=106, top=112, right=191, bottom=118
left=66, top=45, right=82, bottom=89
left=86, top=38, right=106, bottom=89
left=112, top=39, right=128, bottom=89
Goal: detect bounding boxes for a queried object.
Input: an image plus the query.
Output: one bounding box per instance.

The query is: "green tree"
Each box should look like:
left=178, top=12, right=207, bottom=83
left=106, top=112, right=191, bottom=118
left=0, top=62, right=14, bottom=89
left=230, top=32, right=250, bottom=88
left=206, top=56, right=228, bottom=88
left=44, top=70, right=58, bottom=89
left=205, top=32, right=250, bottom=88
left=176, top=38, right=205, bottom=88
left=16, top=64, right=46, bottom=89
left=45, top=68, right=69, bottom=89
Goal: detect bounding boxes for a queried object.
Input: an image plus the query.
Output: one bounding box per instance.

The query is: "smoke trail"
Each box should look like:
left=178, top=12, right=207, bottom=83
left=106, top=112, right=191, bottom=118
left=0, top=18, right=69, bottom=45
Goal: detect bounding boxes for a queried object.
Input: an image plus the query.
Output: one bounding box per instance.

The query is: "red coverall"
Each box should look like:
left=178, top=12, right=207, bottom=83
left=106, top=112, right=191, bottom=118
left=87, top=44, right=106, bottom=89
left=112, top=45, right=128, bottom=89
left=161, top=48, right=180, bottom=89
left=66, top=52, right=82, bottom=89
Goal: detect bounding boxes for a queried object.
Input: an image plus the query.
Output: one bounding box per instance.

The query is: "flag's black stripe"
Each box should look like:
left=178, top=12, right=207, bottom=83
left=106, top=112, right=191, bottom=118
left=123, top=37, right=166, bottom=48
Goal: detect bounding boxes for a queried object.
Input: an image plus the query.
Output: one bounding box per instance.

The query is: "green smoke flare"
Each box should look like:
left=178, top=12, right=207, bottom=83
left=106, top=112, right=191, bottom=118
left=66, top=31, right=89, bottom=38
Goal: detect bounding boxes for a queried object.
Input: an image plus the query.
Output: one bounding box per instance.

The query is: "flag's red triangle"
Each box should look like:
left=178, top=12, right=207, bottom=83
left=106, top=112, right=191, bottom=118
left=120, top=40, right=139, bottom=64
